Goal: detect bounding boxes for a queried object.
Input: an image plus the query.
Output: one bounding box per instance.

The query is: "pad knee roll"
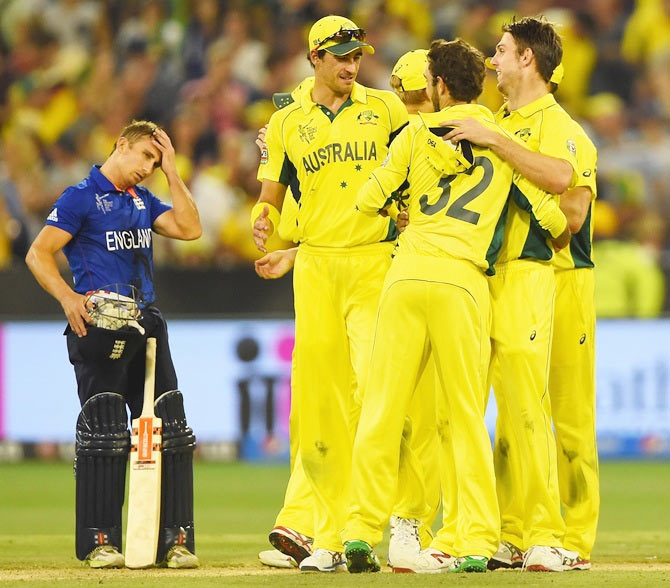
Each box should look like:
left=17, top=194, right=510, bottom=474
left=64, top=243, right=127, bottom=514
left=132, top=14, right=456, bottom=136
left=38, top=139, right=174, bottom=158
left=75, top=392, right=129, bottom=560
left=154, top=390, right=197, bottom=562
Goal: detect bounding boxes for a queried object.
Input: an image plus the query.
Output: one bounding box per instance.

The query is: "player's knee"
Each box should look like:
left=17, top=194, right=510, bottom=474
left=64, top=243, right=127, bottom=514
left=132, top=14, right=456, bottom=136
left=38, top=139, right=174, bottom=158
left=76, top=392, right=130, bottom=456
left=154, top=390, right=196, bottom=453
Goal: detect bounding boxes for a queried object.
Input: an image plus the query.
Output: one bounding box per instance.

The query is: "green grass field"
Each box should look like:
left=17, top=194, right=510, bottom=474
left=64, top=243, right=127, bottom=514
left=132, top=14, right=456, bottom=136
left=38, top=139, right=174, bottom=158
left=0, top=461, right=668, bottom=587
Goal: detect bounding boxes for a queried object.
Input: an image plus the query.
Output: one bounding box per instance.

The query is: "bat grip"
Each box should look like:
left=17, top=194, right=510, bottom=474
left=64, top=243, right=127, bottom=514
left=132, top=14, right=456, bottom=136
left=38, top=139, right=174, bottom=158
left=142, top=337, right=157, bottom=416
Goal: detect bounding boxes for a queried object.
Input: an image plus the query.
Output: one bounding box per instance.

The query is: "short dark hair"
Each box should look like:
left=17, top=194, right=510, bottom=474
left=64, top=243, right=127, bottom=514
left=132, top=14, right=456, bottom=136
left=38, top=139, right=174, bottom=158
left=306, top=49, right=326, bottom=68
left=427, top=39, right=485, bottom=103
left=503, top=17, right=562, bottom=83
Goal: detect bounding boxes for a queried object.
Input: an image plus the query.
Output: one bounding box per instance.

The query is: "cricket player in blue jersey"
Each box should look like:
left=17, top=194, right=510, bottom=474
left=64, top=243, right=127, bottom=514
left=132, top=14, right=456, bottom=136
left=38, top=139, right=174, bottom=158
left=26, top=120, right=201, bottom=569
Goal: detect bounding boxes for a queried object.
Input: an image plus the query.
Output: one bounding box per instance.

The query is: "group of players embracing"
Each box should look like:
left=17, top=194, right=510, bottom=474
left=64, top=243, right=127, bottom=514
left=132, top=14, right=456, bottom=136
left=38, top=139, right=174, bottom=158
left=251, top=13, right=598, bottom=575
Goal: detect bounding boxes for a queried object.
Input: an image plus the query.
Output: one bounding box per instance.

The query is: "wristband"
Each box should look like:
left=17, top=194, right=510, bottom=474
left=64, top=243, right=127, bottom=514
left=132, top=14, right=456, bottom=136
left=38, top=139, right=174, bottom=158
left=251, top=202, right=281, bottom=233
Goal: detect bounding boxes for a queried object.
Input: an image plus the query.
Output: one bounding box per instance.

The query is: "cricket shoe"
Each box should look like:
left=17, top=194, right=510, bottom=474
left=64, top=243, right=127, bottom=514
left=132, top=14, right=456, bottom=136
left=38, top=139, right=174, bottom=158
left=559, top=548, right=591, bottom=570
left=401, top=548, right=455, bottom=573
left=84, top=545, right=124, bottom=569
left=388, top=516, right=421, bottom=572
left=258, top=549, right=297, bottom=568
left=299, top=548, right=347, bottom=572
left=344, top=540, right=380, bottom=573
left=450, top=555, right=488, bottom=573
left=488, top=539, right=525, bottom=570
left=163, top=545, right=199, bottom=568
left=522, top=545, right=565, bottom=572
left=268, top=526, right=313, bottom=564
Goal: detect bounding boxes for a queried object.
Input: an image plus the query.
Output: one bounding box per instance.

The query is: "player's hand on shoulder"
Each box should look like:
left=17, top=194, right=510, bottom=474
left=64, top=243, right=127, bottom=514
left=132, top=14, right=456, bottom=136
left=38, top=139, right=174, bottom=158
left=61, top=290, right=93, bottom=338
left=440, top=118, right=494, bottom=147
left=397, top=210, right=409, bottom=233
left=254, top=248, right=297, bottom=279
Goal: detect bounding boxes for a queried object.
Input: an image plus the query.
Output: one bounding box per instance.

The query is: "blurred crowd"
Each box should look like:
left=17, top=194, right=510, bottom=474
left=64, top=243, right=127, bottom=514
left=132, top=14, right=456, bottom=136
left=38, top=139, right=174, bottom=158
left=0, top=0, right=667, bottom=315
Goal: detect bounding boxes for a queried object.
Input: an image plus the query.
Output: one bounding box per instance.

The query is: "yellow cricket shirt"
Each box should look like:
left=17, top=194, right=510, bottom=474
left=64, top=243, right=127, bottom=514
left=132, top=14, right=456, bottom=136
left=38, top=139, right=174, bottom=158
left=553, top=119, right=598, bottom=270
left=356, top=104, right=567, bottom=274
left=260, top=81, right=408, bottom=248
left=495, top=93, right=579, bottom=264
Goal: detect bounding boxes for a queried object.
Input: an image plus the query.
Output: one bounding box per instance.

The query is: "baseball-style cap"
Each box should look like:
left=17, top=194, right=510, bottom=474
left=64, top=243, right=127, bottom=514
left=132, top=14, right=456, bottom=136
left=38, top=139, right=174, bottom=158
left=391, top=49, right=428, bottom=91
left=308, top=15, right=375, bottom=56
left=485, top=57, right=564, bottom=85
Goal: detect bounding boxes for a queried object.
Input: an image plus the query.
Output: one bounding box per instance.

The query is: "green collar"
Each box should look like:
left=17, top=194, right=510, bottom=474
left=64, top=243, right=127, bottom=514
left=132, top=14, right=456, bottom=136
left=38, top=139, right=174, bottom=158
left=316, top=98, right=354, bottom=122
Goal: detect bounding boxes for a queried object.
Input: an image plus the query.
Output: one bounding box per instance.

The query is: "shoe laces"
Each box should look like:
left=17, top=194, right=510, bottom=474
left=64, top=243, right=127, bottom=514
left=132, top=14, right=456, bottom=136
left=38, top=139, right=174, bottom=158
left=391, top=517, right=420, bottom=546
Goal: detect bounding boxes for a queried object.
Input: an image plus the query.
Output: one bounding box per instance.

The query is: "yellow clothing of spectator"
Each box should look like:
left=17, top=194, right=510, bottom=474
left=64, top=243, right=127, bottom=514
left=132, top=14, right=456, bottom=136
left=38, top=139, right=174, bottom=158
left=593, top=239, right=665, bottom=317
left=622, top=0, right=670, bottom=64
left=555, top=18, right=598, bottom=116
left=385, top=0, right=434, bottom=43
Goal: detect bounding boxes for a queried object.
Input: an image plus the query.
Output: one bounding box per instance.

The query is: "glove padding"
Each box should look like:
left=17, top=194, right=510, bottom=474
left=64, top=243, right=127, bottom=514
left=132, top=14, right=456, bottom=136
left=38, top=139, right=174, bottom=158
left=86, top=290, right=145, bottom=335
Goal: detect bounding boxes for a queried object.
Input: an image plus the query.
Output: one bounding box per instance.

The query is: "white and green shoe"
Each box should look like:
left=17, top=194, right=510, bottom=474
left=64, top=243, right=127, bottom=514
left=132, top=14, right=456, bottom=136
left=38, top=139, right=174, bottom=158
left=84, top=545, right=125, bottom=569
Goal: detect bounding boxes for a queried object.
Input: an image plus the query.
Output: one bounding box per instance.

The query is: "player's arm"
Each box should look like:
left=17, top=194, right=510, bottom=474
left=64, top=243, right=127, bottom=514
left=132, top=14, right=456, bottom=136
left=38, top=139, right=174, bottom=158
left=440, top=118, right=574, bottom=194
left=357, top=128, right=411, bottom=216
left=561, top=129, right=597, bottom=233
left=560, top=186, right=592, bottom=233
left=252, top=113, right=290, bottom=252
left=513, top=175, right=570, bottom=249
left=254, top=247, right=298, bottom=279
left=252, top=180, right=288, bottom=253
left=25, top=225, right=92, bottom=337
left=151, top=128, right=202, bottom=241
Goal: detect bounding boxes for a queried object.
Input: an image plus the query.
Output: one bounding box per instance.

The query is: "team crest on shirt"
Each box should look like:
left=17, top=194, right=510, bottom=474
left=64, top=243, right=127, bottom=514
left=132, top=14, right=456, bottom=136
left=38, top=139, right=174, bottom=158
left=514, top=127, right=531, bottom=141
left=95, top=194, right=114, bottom=215
left=298, top=119, right=318, bottom=144
left=132, top=196, right=146, bottom=210
left=357, top=110, right=379, bottom=125
left=567, top=139, right=577, bottom=155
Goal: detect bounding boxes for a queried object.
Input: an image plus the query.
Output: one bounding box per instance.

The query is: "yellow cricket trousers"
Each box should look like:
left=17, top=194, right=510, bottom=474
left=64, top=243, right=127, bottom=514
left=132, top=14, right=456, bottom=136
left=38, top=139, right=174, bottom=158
left=343, top=254, right=499, bottom=557
left=489, top=259, right=565, bottom=549
left=550, top=268, right=599, bottom=559
left=274, top=352, right=314, bottom=536
left=403, top=364, right=441, bottom=542
left=293, top=241, right=393, bottom=551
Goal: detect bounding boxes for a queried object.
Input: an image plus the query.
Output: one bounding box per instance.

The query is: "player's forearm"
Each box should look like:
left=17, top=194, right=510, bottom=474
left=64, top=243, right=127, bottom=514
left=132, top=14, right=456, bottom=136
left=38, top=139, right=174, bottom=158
left=165, top=172, right=201, bottom=240
left=530, top=193, right=568, bottom=240
left=559, top=186, right=592, bottom=233
left=25, top=245, right=76, bottom=306
left=489, top=134, right=573, bottom=194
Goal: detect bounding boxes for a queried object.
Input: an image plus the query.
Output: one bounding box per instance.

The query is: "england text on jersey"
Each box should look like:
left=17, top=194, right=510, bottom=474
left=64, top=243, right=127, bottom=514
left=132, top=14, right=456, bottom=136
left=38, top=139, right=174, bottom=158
left=105, top=228, right=152, bottom=251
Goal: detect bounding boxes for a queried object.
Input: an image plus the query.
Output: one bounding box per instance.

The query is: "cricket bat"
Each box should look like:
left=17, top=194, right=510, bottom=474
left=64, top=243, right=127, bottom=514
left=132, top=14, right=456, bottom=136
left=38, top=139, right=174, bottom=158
left=125, top=337, right=162, bottom=568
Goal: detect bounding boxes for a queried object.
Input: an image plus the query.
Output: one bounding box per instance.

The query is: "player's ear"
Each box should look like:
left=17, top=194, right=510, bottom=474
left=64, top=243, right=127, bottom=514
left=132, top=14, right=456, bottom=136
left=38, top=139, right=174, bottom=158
left=116, top=137, right=129, bottom=153
left=309, top=49, right=321, bottom=66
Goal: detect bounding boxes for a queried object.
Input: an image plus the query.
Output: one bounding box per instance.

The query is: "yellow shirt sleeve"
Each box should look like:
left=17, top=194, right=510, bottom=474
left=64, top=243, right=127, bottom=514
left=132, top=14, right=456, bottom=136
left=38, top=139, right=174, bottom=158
left=357, top=126, right=412, bottom=216
left=512, top=174, right=568, bottom=239
left=574, top=128, right=598, bottom=197
left=260, top=111, right=290, bottom=186
left=537, top=111, right=580, bottom=188
left=387, top=92, right=411, bottom=142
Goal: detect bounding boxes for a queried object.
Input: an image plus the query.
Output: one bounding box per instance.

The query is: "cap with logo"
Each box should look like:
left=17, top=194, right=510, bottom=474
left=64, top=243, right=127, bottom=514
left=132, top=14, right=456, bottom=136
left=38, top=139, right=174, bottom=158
left=308, top=15, right=375, bottom=56
left=391, top=49, right=428, bottom=91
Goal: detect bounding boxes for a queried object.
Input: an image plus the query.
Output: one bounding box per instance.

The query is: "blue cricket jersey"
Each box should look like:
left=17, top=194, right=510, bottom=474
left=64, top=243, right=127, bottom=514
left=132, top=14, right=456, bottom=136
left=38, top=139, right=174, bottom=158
left=45, top=166, right=172, bottom=306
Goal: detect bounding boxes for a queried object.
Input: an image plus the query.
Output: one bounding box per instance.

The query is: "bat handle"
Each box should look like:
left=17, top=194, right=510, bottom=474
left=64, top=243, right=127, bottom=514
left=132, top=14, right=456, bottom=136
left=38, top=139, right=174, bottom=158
left=142, top=337, right=157, bottom=416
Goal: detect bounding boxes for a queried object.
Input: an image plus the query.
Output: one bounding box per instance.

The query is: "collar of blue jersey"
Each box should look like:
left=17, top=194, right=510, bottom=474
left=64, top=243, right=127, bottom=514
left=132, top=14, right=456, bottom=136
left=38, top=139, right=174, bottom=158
left=502, top=92, right=558, bottom=119
left=89, top=165, right=118, bottom=193
left=300, top=81, right=368, bottom=113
